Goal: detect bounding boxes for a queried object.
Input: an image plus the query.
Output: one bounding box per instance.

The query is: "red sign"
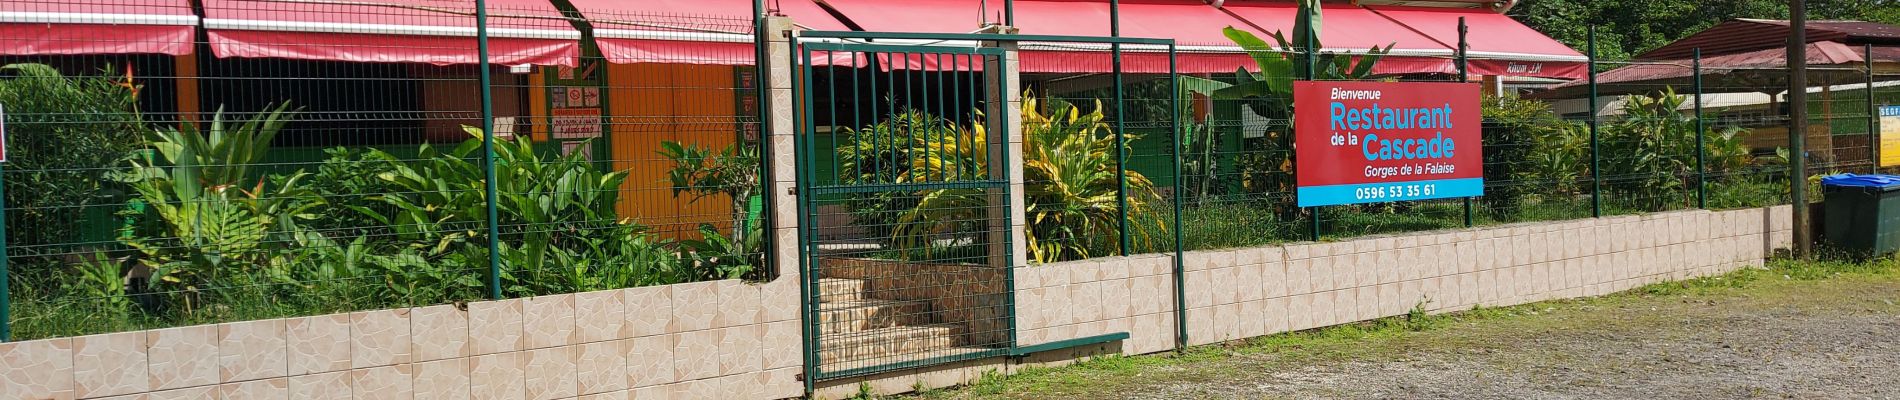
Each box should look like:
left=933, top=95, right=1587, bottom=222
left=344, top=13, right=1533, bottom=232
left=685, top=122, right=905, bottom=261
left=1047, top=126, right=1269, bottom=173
left=1293, top=81, right=1483, bottom=207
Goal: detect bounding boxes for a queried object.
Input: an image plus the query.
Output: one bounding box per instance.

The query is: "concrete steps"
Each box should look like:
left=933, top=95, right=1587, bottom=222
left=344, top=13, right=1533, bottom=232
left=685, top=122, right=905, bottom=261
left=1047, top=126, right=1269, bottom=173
left=818, top=278, right=869, bottom=303
left=821, top=345, right=996, bottom=373
left=818, top=324, right=964, bottom=365
left=819, top=298, right=937, bottom=334
left=816, top=273, right=975, bottom=371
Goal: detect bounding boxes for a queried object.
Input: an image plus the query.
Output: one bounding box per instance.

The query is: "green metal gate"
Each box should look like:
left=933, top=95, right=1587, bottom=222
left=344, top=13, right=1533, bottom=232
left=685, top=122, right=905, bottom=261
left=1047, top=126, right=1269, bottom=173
left=794, top=39, right=1017, bottom=380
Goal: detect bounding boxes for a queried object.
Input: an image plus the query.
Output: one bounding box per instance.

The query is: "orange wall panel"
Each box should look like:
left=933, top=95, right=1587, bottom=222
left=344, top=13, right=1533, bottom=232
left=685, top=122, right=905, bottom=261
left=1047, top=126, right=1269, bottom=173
left=604, top=63, right=744, bottom=239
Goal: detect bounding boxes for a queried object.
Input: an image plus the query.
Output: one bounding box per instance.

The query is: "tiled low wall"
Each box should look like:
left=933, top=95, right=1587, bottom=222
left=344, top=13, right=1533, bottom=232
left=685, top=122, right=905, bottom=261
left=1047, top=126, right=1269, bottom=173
left=0, top=277, right=804, bottom=400
left=3, top=206, right=1794, bottom=400
left=1018, top=206, right=1792, bottom=353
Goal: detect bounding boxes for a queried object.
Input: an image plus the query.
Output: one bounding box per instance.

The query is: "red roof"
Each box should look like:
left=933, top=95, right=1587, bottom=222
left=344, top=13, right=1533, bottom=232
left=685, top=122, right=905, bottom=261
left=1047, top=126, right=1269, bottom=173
left=1549, top=41, right=1893, bottom=93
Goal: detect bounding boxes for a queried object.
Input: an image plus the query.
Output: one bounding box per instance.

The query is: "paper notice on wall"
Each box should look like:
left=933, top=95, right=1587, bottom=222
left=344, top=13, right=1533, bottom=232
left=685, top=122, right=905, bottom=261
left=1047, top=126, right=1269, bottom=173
left=492, top=116, right=516, bottom=139
left=1881, top=106, right=1900, bottom=167
left=551, top=108, right=602, bottom=139
left=561, top=141, right=591, bottom=160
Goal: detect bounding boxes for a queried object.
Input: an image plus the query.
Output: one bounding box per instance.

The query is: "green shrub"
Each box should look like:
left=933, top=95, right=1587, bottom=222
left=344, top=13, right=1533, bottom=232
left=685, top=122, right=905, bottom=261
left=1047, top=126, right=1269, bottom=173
left=1481, top=96, right=1582, bottom=216
left=1018, top=96, right=1169, bottom=262
left=1600, top=88, right=1700, bottom=210
left=116, top=104, right=315, bottom=310
left=1599, top=87, right=1761, bottom=211
left=0, top=64, right=147, bottom=259
left=833, top=109, right=973, bottom=247
left=355, top=128, right=687, bottom=297
left=836, top=95, right=1170, bottom=263
left=659, top=140, right=762, bottom=280
left=296, top=147, right=406, bottom=237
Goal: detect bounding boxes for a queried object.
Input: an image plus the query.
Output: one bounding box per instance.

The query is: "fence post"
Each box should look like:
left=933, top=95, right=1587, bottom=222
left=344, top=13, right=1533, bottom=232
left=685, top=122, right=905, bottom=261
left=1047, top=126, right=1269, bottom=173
left=1694, top=49, right=1707, bottom=209
left=1457, top=17, right=1473, bottom=227
left=1790, top=1, right=1811, bottom=259
left=751, top=14, right=807, bottom=394
left=1862, top=44, right=1877, bottom=174
left=1169, top=43, right=1188, bottom=352
left=1305, top=24, right=1321, bottom=242
left=1587, top=26, right=1602, bottom=218
left=752, top=0, right=778, bottom=279
left=0, top=163, right=9, bottom=342
left=474, top=0, right=503, bottom=300
left=1112, top=0, right=1131, bottom=256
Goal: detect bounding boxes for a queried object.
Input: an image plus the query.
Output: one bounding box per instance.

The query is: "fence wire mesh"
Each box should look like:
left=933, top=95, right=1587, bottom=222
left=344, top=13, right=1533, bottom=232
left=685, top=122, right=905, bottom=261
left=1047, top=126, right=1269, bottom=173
left=795, top=43, right=1014, bottom=379
left=0, top=0, right=1866, bottom=360
left=0, top=0, right=768, bottom=341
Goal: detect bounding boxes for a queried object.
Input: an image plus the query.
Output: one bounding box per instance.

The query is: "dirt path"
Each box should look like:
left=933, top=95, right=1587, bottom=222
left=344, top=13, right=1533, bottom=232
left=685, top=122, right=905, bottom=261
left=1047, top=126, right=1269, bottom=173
left=919, top=261, right=1900, bottom=400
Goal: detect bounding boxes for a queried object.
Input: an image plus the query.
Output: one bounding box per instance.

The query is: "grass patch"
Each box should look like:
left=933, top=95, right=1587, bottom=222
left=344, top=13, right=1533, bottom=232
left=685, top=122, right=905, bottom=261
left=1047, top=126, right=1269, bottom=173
left=1707, top=177, right=1787, bottom=210
left=909, top=256, right=1900, bottom=399
left=1175, top=202, right=1293, bottom=250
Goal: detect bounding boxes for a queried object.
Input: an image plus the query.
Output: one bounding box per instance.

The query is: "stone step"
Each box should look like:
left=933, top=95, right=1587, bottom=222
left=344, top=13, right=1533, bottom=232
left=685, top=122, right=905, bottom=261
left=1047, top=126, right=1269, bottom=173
left=818, top=324, right=965, bottom=366
left=818, top=278, right=869, bottom=303
left=820, top=345, right=996, bottom=373
left=819, top=298, right=936, bottom=334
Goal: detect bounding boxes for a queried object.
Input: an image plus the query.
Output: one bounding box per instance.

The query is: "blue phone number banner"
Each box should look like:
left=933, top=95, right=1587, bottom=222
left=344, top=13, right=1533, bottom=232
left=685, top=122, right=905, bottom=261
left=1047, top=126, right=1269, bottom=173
left=1296, top=178, right=1485, bottom=206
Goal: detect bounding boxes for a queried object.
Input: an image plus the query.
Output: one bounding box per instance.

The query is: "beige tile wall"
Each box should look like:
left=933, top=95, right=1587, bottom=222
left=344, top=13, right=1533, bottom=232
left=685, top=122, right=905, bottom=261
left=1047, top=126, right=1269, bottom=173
left=1020, top=206, right=1791, bottom=351
left=0, top=278, right=802, bottom=400
left=0, top=206, right=1794, bottom=400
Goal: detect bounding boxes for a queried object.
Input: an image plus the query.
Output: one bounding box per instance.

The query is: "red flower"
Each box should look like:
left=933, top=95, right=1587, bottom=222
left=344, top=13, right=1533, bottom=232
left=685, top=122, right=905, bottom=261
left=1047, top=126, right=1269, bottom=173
left=117, top=64, right=141, bottom=100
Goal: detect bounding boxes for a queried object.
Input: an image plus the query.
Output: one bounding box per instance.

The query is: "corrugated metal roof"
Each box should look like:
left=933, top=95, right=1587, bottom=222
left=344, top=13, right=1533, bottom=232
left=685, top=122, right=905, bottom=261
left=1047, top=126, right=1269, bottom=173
left=1539, top=41, right=1894, bottom=98
left=1640, top=19, right=1900, bottom=60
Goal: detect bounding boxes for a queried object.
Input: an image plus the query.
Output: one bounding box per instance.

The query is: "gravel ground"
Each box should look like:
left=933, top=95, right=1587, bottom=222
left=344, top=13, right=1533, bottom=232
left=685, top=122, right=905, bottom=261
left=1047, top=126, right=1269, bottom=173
left=923, top=265, right=1900, bottom=400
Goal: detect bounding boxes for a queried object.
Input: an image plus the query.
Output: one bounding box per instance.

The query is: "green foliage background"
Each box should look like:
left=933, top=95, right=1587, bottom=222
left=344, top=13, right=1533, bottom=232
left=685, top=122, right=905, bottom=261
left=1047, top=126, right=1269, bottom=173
left=1510, top=0, right=1900, bottom=61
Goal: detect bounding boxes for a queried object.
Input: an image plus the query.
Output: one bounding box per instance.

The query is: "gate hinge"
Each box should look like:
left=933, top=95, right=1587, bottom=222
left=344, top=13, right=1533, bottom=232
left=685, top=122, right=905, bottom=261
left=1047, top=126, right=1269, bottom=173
left=787, top=186, right=798, bottom=196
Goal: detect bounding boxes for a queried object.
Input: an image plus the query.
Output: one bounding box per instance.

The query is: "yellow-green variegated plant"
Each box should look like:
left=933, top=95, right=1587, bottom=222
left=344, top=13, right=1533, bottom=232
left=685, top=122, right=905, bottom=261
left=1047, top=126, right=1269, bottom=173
left=865, top=92, right=1168, bottom=263
left=1018, top=95, right=1168, bottom=263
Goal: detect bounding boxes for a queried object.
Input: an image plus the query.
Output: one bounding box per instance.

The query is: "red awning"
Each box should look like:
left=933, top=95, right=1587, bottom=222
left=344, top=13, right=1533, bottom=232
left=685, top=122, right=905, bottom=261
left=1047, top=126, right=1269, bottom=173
left=818, top=0, right=1257, bottom=73
left=1364, top=6, right=1588, bottom=79
left=201, top=0, right=580, bottom=66
left=812, top=0, right=1471, bottom=75
left=0, top=0, right=197, bottom=56
left=574, top=0, right=848, bottom=65
left=1219, top=2, right=1457, bottom=75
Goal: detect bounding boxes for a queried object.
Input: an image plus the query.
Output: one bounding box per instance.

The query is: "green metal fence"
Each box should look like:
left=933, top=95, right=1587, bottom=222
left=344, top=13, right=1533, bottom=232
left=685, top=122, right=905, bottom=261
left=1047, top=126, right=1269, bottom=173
left=0, top=0, right=773, bottom=342
left=0, top=3, right=1888, bottom=391
left=788, top=30, right=1189, bottom=382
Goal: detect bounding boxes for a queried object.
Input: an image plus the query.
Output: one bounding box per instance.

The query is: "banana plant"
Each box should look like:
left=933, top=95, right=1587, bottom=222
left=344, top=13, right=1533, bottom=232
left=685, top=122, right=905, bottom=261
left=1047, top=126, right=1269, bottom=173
left=1178, top=0, right=1392, bottom=125
left=1174, top=1, right=1390, bottom=211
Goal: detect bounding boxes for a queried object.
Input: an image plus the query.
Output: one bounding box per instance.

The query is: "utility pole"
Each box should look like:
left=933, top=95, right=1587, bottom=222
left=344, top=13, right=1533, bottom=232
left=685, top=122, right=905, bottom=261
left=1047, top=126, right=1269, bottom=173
left=1789, top=0, right=1811, bottom=258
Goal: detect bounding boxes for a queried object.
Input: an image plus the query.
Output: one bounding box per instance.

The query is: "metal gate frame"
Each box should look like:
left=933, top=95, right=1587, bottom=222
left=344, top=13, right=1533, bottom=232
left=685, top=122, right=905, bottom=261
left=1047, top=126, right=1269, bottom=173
left=790, top=30, right=1184, bottom=388
left=794, top=38, right=1014, bottom=381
